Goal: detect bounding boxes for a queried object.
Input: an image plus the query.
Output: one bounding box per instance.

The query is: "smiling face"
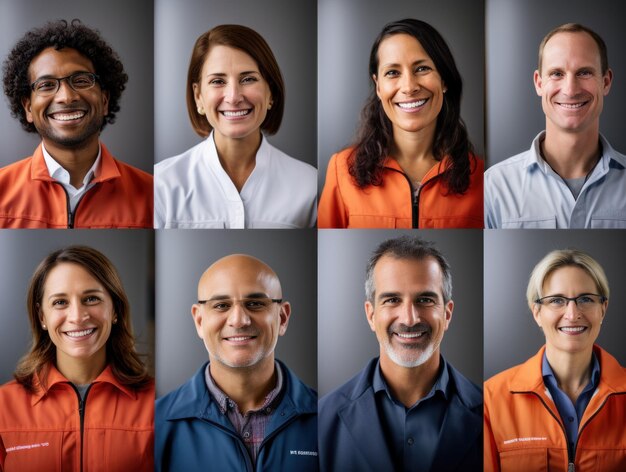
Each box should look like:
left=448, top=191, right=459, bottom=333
left=373, top=34, right=446, bottom=142
left=533, top=265, right=606, bottom=357
left=365, top=255, right=453, bottom=369
left=39, top=262, right=114, bottom=376
left=534, top=32, right=612, bottom=136
left=191, top=255, right=290, bottom=373
left=22, top=47, right=109, bottom=153
left=193, top=45, right=272, bottom=146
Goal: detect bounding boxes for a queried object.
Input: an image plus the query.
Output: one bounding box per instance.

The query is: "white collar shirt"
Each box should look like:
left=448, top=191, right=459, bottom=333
left=485, top=131, right=626, bottom=228
left=154, top=132, right=317, bottom=228
left=42, top=142, right=101, bottom=213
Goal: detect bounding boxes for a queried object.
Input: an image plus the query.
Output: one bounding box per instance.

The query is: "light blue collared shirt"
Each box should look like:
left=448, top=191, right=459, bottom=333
left=485, top=132, right=626, bottom=228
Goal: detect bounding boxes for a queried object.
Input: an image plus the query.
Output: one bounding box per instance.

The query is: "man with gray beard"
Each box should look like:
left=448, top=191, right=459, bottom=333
left=318, top=235, right=482, bottom=472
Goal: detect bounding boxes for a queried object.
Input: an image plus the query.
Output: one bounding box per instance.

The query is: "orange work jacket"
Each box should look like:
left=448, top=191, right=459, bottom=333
left=0, top=364, right=154, bottom=472
left=0, top=143, right=153, bottom=228
left=318, top=148, right=483, bottom=228
left=484, top=345, right=626, bottom=472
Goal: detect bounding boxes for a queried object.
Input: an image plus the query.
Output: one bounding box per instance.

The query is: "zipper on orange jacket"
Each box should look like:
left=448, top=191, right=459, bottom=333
left=513, top=390, right=574, bottom=471
left=70, top=384, right=93, bottom=472
left=53, top=182, right=92, bottom=228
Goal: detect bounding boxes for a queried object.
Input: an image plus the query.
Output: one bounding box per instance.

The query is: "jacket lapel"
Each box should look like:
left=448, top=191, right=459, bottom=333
left=430, top=394, right=481, bottom=471
left=337, top=388, right=395, bottom=471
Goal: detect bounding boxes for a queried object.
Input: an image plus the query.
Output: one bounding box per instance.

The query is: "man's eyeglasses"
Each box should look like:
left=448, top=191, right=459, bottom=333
left=197, top=297, right=283, bottom=313
left=534, top=294, right=607, bottom=312
left=30, top=72, right=100, bottom=97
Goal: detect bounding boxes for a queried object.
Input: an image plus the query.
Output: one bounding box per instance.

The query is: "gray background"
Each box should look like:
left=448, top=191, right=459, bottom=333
left=0, top=0, right=153, bottom=172
left=0, top=230, right=154, bottom=384
left=154, top=0, right=317, bottom=168
left=317, top=0, right=485, bottom=192
left=484, top=230, right=626, bottom=380
left=486, top=0, right=626, bottom=166
left=155, top=229, right=317, bottom=397
left=318, top=229, right=483, bottom=396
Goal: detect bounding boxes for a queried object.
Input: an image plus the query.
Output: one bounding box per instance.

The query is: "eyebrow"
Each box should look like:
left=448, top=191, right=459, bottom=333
left=32, top=70, right=94, bottom=81
left=206, top=70, right=260, bottom=77
left=380, top=59, right=430, bottom=69
left=47, top=288, right=105, bottom=300
left=377, top=290, right=441, bottom=300
left=204, top=292, right=271, bottom=301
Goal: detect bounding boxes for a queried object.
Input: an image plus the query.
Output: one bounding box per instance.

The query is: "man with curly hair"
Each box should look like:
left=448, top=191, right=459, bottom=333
left=0, top=19, right=152, bottom=228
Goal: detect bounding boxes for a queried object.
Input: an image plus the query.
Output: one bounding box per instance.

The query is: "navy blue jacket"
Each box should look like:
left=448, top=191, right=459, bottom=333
left=155, top=361, right=318, bottom=471
left=318, top=357, right=482, bottom=472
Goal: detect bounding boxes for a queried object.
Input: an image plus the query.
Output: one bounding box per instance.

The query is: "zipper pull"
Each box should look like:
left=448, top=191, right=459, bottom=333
left=568, top=462, right=575, bottom=472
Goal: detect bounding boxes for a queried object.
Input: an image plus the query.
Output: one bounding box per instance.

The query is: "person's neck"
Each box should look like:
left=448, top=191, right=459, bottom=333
left=214, top=131, right=262, bottom=192
left=379, top=350, right=440, bottom=408
left=545, top=345, right=594, bottom=403
left=56, top=350, right=107, bottom=385
left=209, top=355, right=277, bottom=413
left=391, top=125, right=437, bottom=184
left=44, top=136, right=100, bottom=188
left=541, top=126, right=601, bottom=179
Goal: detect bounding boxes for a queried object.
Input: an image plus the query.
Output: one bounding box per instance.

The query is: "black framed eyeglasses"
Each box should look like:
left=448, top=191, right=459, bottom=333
left=534, top=294, right=607, bottom=312
left=30, top=72, right=100, bottom=97
left=197, top=297, right=283, bottom=313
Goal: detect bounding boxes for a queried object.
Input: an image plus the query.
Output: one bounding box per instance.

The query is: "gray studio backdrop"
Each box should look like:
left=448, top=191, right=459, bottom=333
left=317, top=0, right=485, bottom=192
left=484, top=230, right=626, bottom=380
left=0, top=0, right=153, bottom=172
left=155, top=229, right=317, bottom=397
left=318, top=229, right=483, bottom=397
left=154, top=0, right=317, bottom=168
left=0, top=230, right=154, bottom=384
left=486, top=0, right=626, bottom=166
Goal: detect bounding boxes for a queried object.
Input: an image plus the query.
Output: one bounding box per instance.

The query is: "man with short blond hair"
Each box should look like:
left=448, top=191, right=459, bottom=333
left=485, top=23, right=626, bottom=229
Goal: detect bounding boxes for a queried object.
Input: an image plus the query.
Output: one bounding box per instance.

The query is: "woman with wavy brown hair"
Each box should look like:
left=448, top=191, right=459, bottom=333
left=319, top=18, right=483, bottom=228
left=0, top=246, right=153, bottom=471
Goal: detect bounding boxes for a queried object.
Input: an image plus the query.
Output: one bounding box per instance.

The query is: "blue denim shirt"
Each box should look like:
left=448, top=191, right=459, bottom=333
left=485, top=132, right=626, bottom=228
left=542, top=352, right=600, bottom=453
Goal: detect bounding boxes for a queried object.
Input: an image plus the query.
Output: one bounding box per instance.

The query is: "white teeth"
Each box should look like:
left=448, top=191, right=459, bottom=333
left=52, top=111, right=86, bottom=121
left=396, top=332, right=425, bottom=338
left=65, top=328, right=95, bottom=338
left=222, top=110, right=250, bottom=117
left=559, top=326, right=586, bottom=333
left=228, top=336, right=252, bottom=341
left=398, top=99, right=427, bottom=109
left=558, top=102, right=585, bottom=109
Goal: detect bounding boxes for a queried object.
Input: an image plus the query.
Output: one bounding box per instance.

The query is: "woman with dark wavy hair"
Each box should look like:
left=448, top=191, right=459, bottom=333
left=0, top=246, right=153, bottom=471
left=319, top=18, right=483, bottom=228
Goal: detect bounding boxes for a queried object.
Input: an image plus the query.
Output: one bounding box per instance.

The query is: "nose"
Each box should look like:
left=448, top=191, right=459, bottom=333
left=562, top=299, right=581, bottom=320
left=400, top=72, right=420, bottom=95
left=398, top=301, right=420, bottom=326
left=227, top=302, right=251, bottom=328
left=561, top=73, right=580, bottom=97
left=54, top=78, right=81, bottom=102
left=67, top=301, right=88, bottom=323
left=224, top=81, right=243, bottom=104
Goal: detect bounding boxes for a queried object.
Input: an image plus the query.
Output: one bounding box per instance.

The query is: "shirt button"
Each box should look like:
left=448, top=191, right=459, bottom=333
left=243, top=431, right=250, bottom=438
left=407, top=437, right=414, bottom=446
left=568, top=417, right=574, bottom=423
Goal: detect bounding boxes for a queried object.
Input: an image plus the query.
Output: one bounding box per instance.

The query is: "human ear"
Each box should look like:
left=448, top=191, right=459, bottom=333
left=533, top=70, right=543, bottom=97
left=365, top=301, right=376, bottom=332
left=278, top=301, right=291, bottom=336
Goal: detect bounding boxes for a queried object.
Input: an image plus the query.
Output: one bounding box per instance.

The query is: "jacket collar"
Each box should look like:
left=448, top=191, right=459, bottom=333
left=31, top=142, right=121, bottom=184
left=32, top=363, right=136, bottom=406
left=337, top=357, right=482, bottom=471
left=383, top=155, right=451, bottom=184
left=163, top=359, right=317, bottom=422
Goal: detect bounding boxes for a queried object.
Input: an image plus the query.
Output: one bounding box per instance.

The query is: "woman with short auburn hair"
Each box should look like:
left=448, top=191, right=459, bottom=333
left=154, top=24, right=317, bottom=229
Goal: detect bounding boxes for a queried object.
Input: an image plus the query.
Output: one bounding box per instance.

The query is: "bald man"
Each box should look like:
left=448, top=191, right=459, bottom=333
left=155, top=255, right=318, bottom=472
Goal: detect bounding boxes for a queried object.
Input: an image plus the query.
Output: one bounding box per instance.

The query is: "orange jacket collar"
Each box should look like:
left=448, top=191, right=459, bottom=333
left=382, top=155, right=451, bottom=184
left=30, top=142, right=122, bottom=184
left=32, top=363, right=136, bottom=406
